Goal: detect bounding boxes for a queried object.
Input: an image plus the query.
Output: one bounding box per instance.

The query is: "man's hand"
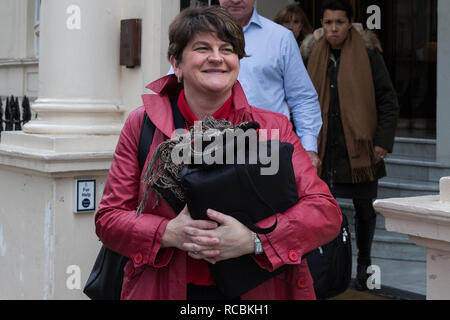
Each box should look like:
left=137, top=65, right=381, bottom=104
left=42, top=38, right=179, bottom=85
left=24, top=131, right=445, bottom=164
left=374, top=146, right=388, bottom=164
left=306, top=151, right=321, bottom=168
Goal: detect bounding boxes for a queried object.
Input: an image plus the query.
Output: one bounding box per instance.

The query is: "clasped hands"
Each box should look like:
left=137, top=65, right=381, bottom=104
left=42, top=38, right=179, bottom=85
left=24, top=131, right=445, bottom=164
left=161, top=206, right=255, bottom=264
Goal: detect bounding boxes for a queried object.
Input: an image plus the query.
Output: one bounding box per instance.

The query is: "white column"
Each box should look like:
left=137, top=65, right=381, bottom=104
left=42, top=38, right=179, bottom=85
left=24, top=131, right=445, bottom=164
left=23, top=0, right=124, bottom=136
left=437, top=0, right=450, bottom=163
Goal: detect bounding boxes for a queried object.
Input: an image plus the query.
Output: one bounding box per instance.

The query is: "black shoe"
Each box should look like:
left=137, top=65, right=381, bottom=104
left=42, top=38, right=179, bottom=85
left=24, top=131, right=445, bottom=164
left=354, top=264, right=370, bottom=291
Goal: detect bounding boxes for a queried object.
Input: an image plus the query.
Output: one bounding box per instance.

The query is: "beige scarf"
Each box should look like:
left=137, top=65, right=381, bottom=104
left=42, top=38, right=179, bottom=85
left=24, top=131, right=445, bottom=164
left=307, top=27, right=377, bottom=183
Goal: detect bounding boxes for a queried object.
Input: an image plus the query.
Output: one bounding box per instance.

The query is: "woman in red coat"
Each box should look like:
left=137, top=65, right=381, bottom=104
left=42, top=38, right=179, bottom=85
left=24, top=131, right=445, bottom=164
left=95, top=6, right=342, bottom=300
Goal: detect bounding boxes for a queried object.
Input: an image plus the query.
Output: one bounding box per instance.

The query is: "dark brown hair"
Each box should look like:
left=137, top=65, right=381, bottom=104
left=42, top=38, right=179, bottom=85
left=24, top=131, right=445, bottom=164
left=168, top=6, right=247, bottom=62
left=274, top=4, right=313, bottom=43
left=321, top=0, right=354, bottom=21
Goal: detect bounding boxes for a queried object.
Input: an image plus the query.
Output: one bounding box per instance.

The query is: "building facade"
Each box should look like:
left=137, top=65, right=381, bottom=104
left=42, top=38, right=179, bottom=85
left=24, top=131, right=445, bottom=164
left=0, top=0, right=449, bottom=299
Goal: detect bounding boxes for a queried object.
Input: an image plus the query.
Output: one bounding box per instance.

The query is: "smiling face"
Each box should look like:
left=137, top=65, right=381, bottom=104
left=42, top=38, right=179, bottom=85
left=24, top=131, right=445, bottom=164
left=171, top=32, right=239, bottom=99
left=321, top=9, right=352, bottom=50
left=219, top=0, right=255, bottom=26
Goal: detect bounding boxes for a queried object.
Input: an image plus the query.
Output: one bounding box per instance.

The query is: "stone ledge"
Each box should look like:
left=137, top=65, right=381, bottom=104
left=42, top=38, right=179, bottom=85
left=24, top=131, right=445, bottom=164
left=0, top=145, right=114, bottom=174
left=0, top=58, right=39, bottom=67
left=1, top=132, right=119, bottom=153
left=375, top=196, right=450, bottom=223
left=374, top=186, right=450, bottom=300
left=374, top=196, right=450, bottom=244
left=410, top=236, right=450, bottom=253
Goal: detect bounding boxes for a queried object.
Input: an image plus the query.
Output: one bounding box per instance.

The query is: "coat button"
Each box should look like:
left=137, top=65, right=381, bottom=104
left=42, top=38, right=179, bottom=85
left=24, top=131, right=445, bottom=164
left=297, top=277, right=307, bottom=289
left=288, top=250, right=299, bottom=262
left=133, top=252, right=143, bottom=264
left=125, top=265, right=135, bottom=277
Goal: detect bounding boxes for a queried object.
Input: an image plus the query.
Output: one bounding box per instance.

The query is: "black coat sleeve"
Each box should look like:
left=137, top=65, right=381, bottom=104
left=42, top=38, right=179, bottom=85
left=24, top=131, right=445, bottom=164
left=368, top=48, right=400, bottom=153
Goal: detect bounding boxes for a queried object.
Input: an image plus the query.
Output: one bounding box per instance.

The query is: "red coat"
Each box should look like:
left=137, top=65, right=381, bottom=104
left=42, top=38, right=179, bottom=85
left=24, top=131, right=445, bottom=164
left=95, top=75, right=342, bottom=300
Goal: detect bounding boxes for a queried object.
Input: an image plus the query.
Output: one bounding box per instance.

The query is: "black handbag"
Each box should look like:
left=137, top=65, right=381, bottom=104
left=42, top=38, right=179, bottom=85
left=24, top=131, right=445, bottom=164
left=180, top=139, right=299, bottom=298
left=180, top=140, right=299, bottom=234
left=304, top=213, right=352, bottom=299
left=83, top=245, right=129, bottom=300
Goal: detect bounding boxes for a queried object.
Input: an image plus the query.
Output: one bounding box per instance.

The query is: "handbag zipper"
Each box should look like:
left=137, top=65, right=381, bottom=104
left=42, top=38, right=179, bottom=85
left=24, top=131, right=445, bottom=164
left=342, top=228, right=348, bottom=244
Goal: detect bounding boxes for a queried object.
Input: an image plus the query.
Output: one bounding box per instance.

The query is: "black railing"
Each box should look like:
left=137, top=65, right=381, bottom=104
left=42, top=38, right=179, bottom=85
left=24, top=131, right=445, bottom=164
left=0, top=96, right=32, bottom=133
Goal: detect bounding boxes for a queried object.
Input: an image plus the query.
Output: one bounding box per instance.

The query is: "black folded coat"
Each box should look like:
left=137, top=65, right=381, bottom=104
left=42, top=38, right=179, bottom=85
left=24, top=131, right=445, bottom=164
left=180, top=140, right=299, bottom=298
left=180, top=141, right=299, bottom=234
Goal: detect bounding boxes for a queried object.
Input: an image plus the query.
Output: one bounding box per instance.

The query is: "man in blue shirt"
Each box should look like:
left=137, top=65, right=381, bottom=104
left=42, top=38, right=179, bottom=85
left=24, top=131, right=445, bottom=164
left=219, top=0, right=323, bottom=167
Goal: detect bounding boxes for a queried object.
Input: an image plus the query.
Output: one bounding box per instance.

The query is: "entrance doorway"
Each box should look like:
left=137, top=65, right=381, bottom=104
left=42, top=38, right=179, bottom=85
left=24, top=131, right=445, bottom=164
left=297, top=0, right=437, bottom=138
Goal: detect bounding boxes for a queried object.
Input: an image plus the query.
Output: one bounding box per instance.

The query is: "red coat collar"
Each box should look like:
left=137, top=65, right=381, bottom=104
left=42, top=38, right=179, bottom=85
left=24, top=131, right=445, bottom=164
left=142, top=75, right=252, bottom=138
left=178, top=89, right=233, bottom=128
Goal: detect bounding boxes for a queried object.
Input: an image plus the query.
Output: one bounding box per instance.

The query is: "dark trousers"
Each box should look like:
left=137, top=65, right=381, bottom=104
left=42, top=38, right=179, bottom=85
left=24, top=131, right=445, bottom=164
left=353, top=199, right=377, bottom=267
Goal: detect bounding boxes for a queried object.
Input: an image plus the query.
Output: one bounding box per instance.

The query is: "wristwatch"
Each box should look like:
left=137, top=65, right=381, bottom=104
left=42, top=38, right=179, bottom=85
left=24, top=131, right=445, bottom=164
left=253, top=232, right=264, bottom=255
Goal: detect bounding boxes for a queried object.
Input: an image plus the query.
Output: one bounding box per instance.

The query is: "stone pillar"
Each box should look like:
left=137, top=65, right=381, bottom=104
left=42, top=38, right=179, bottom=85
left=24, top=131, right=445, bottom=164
left=374, top=177, right=450, bottom=300
left=22, top=0, right=124, bottom=136
left=437, top=0, right=450, bottom=163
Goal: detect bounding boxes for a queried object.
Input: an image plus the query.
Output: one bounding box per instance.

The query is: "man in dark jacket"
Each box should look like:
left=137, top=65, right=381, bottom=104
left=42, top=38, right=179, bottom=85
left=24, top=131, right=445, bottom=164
left=301, top=0, right=399, bottom=291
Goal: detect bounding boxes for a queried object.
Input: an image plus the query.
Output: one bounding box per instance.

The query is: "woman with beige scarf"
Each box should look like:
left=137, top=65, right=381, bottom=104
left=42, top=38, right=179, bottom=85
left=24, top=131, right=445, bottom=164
left=301, top=0, right=399, bottom=291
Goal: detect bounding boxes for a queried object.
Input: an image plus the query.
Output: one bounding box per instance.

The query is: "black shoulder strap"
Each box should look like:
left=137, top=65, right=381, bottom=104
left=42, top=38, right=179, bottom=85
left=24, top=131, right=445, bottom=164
left=138, top=100, right=185, bottom=173
left=171, top=97, right=185, bottom=130
left=138, top=113, right=155, bottom=173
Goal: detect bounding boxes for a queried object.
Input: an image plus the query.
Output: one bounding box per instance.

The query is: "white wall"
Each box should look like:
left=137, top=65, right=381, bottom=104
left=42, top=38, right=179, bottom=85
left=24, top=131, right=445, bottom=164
left=0, top=165, right=106, bottom=299
left=142, top=0, right=180, bottom=93
left=0, top=0, right=38, bottom=99
left=117, top=0, right=180, bottom=119
left=118, top=0, right=146, bottom=119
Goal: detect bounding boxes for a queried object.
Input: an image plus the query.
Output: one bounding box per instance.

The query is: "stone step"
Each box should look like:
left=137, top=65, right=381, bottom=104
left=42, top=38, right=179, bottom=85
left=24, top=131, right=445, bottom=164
left=339, top=202, right=426, bottom=262
left=350, top=256, right=427, bottom=297
left=328, top=136, right=436, bottom=269
left=392, top=137, right=436, bottom=161
left=385, top=156, right=450, bottom=182
left=353, top=229, right=426, bottom=262
left=337, top=176, right=440, bottom=229
left=378, top=177, right=439, bottom=199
